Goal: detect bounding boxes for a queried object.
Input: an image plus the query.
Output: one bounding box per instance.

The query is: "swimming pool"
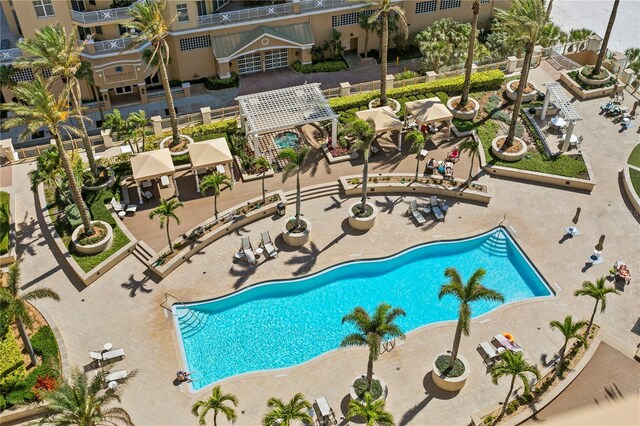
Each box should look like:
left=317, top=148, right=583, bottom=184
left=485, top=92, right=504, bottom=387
left=174, top=228, right=552, bottom=389
left=273, top=131, right=299, bottom=149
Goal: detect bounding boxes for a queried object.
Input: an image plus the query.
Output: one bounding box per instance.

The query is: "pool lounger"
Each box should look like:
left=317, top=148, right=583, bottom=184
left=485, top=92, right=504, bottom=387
left=105, top=369, right=128, bottom=382
left=261, top=231, right=278, bottom=259
left=492, top=333, right=523, bottom=353
left=102, top=348, right=126, bottom=361
left=432, top=205, right=445, bottom=221
left=241, top=236, right=257, bottom=265
left=477, top=341, right=500, bottom=366
left=408, top=200, right=426, bottom=225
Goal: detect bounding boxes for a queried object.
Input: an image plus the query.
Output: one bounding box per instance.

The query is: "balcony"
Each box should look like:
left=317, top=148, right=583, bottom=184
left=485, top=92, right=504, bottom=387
left=70, top=2, right=137, bottom=25
left=0, top=48, right=22, bottom=64
left=82, top=37, right=151, bottom=57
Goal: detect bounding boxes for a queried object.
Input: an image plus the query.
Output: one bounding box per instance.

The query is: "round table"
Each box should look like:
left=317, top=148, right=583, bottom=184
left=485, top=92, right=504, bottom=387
left=255, top=248, right=264, bottom=258
left=108, top=381, right=118, bottom=390
left=234, top=252, right=244, bottom=260
left=566, top=134, right=578, bottom=144
left=118, top=211, right=126, bottom=219
left=103, top=342, right=113, bottom=351
left=551, top=116, right=566, bottom=127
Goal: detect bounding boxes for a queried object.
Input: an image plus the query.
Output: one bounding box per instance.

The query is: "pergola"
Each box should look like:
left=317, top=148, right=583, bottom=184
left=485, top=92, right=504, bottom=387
left=130, top=149, right=177, bottom=204
left=188, top=138, right=235, bottom=192
left=355, top=107, right=405, bottom=151
left=236, top=83, right=339, bottom=157
left=404, top=97, right=453, bottom=137
left=541, top=82, right=583, bottom=152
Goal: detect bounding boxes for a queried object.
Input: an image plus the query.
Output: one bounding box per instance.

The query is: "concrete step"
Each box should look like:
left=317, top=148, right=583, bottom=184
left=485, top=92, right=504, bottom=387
left=283, top=181, right=340, bottom=199
left=132, top=241, right=155, bottom=266
left=284, top=183, right=341, bottom=205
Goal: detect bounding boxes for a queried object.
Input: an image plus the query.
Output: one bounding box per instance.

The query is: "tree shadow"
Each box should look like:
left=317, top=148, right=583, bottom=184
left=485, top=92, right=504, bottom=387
left=15, top=210, right=42, bottom=258
left=120, top=271, right=157, bottom=298
left=398, top=372, right=459, bottom=425
left=581, top=262, right=594, bottom=273
left=338, top=394, right=353, bottom=424
left=284, top=242, right=320, bottom=276
left=229, top=261, right=257, bottom=289
left=324, top=195, right=347, bottom=212
left=558, top=233, right=574, bottom=244
left=374, top=196, right=404, bottom=214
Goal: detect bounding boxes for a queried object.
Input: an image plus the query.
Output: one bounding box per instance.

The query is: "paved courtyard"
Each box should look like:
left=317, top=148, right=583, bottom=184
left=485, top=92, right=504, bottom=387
left=3, top=63, right=640, bottom=425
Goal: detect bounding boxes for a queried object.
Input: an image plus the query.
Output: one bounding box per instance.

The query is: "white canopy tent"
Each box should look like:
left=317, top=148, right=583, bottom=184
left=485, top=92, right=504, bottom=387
left=130, top=149, right=177, bottom=204
left=188, top=138, right=235, bottom=191
left=236, top=83, right=339, bottom=156
left=355, top=107, right=405, bottom=150
left=404, top=97, right=453, bottom=137
left=541, top=82, right=583, bottom=152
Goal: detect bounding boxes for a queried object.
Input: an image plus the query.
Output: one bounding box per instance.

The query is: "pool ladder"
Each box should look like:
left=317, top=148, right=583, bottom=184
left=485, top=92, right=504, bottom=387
left=481, top=231, right=510, bottom=257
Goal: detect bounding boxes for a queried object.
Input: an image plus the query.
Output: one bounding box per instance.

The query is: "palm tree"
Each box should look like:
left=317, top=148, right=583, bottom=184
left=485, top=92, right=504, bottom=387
left=16, top=24, right=98, bottom=175
left=341, top=303, right=406, bottom=391
left=40, top=367, right=136, bottom=426
left=199, top=172, right=233, bottom=220
left=253, top=156, right=271, bottom=204
left=439, top=267, right=504, bottom=368
left=279, top=145, right=311, bottom=230
left=347, top=119, right=377, bottom=215
left=1, top=77, right=93, bottom=234
left=545, top=0, right=554, bottom=19
left=574, top=277, right=618, bottom=337
left=593, top=0, right=620, bottom=75
left=565, top=28, right=594, bottom=53
left=127, top=110, right=149, bottom=153
left=347, top=392, right=394, bottom=426
left=491, top=351, right=540, bottom=419
left=77, top=60, right=105, bottom=123
left=29, top=147, right=72, bottom=205
left=494, top=0, right=547, bottom=148
left=460, top=0, right=481, bottom=108
left=459, top=137, right=480, bottom=181
left=406, top=130, right=426, bottom=181
left=363, top=0, right=407, bottom=107
left=149, top=198, right=184, bottom=253
left=191, top=385, right=238, bottom=426
left=0, top=262, right=60, bottom=366
left=539, top=23, right=567, bottom=48
left=262, top=393, right=311, bottom=426
left=359, top=12, right=375, bottom=58
left=125, top=0, right=180, bottom=146
left=625, top=47, right=640, bottom=63
left=103, top=109, right=147, bottom=154
left=549, top=315, right=588, bottom=375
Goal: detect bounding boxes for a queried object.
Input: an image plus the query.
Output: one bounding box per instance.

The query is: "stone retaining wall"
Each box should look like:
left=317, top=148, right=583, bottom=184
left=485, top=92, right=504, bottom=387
left=622, top=165, right=640, bottom=214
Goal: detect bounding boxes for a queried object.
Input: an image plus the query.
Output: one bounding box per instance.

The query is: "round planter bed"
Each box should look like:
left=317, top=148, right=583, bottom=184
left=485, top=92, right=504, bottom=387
left=72, top=220, right=113, bottom=255
left=491, top=136, right=527, bottom=162
left=347, top=201, right=378, bottom=231
left=577, top=66, right=612, bottom=87
left=431, top=353, right=470, bottom=392
left=505, top=80, right=539, bottom=103
left=281, top=216, right=311, bottom=247
left=368, top=98, right=401, bottom=114
left=159, top=134, right=194, bottom=157
left=82, top=166, right=116, bottom=192
left=447, top=96, right=479, bottom=121
left=349, top=375, right=388, bottom=402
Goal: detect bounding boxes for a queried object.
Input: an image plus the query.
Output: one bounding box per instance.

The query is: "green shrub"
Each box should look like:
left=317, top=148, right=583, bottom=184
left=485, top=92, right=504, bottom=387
left=394, top=70, right=420, bottom=81
left=182, top=119, right=238, bottom=140
left=292, top=60, right=348, bottom=73
left=204, top=73, right=239, bottom=90
left=172, top=153, right=191, bottom=166
left=0, top=191, right=10, bottom=255
left=506, top=400, right=520, bottom=414
left=630, top=168, right=640, bottom=197
left=452, top=118, right=475, bottom=133
left=30, top=326, right=59, bottom=362
left=97, top=154, right=133, bottom=176
left=0, top=331, right=27, bottom=388
left=435, top=91, right=449, bottom=104
left=169, top=79, right=182, bottom=87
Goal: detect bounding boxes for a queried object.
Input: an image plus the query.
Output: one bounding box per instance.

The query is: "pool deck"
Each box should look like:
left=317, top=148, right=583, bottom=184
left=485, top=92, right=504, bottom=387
left=6, top=61, right=640, bottom=425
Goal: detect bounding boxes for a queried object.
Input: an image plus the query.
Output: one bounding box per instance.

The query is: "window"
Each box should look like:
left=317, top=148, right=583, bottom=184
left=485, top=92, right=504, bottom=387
left=415, top=0, right=436, bottom=14
left=89, top=0, right=96, bottom=4
left=179, top=35, right=211, bottom=51
left=33, top=0, right=55, bottom=18
left=439, top=0, right=461, bottom=10
left=197, top=0, right=207, bottom=16
left=77, top=26, right=92, bottom=40
left=145, top=73, right=160, bottom=85
left=118, top=24, right=127, bottom=35
left=176, top=4, right=189, bottom=22
left=481, top=0, right=490, bottom=3
left=70, top=0, right=85, bottom=12
left=95, top=26, right=103, bottom=35
left=114, top=86, right=133, bottom=94
left=331, top=10, right=375, bottom=28
left=12, top=68, right=34, bottom=82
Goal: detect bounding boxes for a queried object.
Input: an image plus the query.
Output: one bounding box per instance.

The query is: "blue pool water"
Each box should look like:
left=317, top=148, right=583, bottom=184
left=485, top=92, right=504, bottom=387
left=174, top=228, right=552, bottom=389
left=274, top=131, right=299, bottom=149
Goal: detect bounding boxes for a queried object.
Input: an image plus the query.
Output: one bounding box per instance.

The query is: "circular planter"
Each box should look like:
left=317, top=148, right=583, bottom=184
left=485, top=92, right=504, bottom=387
left=348, top=201, right=378, bottom=231
left=368, top=98, right=401, bottom=114
left=82, top=166, right=116, bottom=192
left=577, top=66, right=612, bottom=87
left=505, top=80, right=539, bottom=103
left=491, top=136, right=527, bottom=162
left=159, top=134, right=194, bottom=157
left=281, top=216, right=311, bottom=247
left=431, top=353, right=470, bottom=392
left=71, top=220, right=113, bottom=255
left=447, top=96, right=479, bottom=121
left=349, top=375, right=388, bottom=402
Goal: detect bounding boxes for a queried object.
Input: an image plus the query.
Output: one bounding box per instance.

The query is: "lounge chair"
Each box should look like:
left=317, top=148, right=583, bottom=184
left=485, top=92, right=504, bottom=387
left=260, top=231, right=278, bottom=259
left=314, top=397, right=337, bottom=426
left=89, top=351, right=103, bottom=364
left=111, top=198, right=125, bottom=212
left=104, top=370, right=128, bottom=382
left=492, top=333, right=523, bottom=353
left=240, top=236, right=257, bottom=265
left=477, top=341, right=500, bottom=367
left=446, top=149, right=459, bottom=163
left=614, top=261, right=631, bottom=285
left=564, top=226, right=581, bottom=237
left=432, top=205, right=445, bottom=221
left=102, top=348, right=125, bottom=361
left=408, top=200, right=426, bottom=225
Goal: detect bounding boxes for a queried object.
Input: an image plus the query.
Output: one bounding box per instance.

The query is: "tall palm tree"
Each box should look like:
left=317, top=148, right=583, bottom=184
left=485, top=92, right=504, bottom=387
left=459, top=137, right=480, bottom=181
left=625, top=47, right=640, bottom=63
left=0, top=262, right=60, bottom=367
left=16, top=24, right=98, bottom=175
left=406, top=130, right=426, bottom=181
left=549, top=315, right=588, bottom=375
left=363, top=0, right=407, bottom=107
left=491, top=351, right=540, bottom=419
left=359, top=12, right=375, bottom=58
left=125, top=0, right=180, bottom=145
left=191, top=385, right=238, bottom=426
left=574, top=277, right=618, bottom=337
left=279, top=145, right=311, bottom=230
left=102, top=109, right=126, bottom=142
left=262, top=393, right=311, bottom=426
left=40, top=367, right=137, bottom=426
left=494, top=0, right=547, bottom=148
left=545, top=0, right=554, bottom=19
left=1, top=77, right=93, bottom=234
left=538, top=23, right=567, bottom=48
left=460, top=0, right=481, bottom=108
left=199, top=172, right=233, bottom=220
left=347, top=119, right=377, bottom=215
left=29, top=147, right=72, bottom=205
left=341, top=303, right=406, bottom=391
left=347, top=392, right=394, bottom=426
left=77, top=60, right=105, bottom=123
left=149, top=198, right=184, bottom=253
left=253, top=156, right=271, bottom=204
left=439, top=267, right=504, bottom=368
left=127, top=110, right=149, bottom=153
left=593, top=0, right=620, bottom=75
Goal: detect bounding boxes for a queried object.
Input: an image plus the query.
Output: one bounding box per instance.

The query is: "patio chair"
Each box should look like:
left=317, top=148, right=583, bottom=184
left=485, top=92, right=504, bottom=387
left=477, top=341, right=500, bottom=367
left=408, top=200, right=426, bottom=225
left=432, top=205, right=445, bottom=221
left=240, top=236, right=257, bottom=265
left=104, top=370, right=128, bottom=383
left=614, top=261, right=631, bottom=285
left=102, top=348, right=125, bottom=361
left=110, top=198, right=125, bottom=212
left=89, top=351, right=103, bottom=365
left=446, top=148, right=460, bottom=163
left=314, top=397, right=337, bottom=426
left=492, top=333, right=524, bottom=353
left=564, top=226, right=581, bottom=237
left=260, top=231, right=278, bottom=259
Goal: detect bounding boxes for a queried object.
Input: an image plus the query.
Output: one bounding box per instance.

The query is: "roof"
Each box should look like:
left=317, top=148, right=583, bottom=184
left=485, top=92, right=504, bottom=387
left=236, top=83, right=338, bottom=135
left=544, top=82, right=582, bottom=122
left=130, top=149, right=175, bottom=181
left=211, top=22, right=314, bottom=60
left=355, top=107, right=404, bottom=133
left=404, top=97, right=454, bottom=125
left=188, top=138, right=233, bottom=169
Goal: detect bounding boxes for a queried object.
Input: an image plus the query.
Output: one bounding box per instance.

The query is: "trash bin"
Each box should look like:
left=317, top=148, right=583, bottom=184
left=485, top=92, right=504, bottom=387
left=277, top=202, right=286, bottom=216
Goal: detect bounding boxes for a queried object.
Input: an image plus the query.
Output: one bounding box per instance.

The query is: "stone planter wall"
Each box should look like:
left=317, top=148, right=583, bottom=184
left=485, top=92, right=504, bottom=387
left=622, top=166, right=640, bottom=215
left=321, top=143, right=358, bottom=164
left=347, top=201, right=378, bottom=231
left=505, top=80, right=539, bottom=103
left=431, top=354, right=470, bottom=392
left=82, top=166, right=116, bottom=192
left=234, top=156, right=275, bottom=182
left=577, top=67, right=612, bottom=86
left=349, top=375, right=388, bottom=402
left=560, top=71, right=620, bottom=100
left=447, top=96, right=479, bottom=121
left=368, top=98, right=401, bottom=114
left=72, top=220, right=113, bottom=255
left=281, top=216, right=311, bottom=247
left=159, top=134, right=194, bottom=157
left=491, top=136, right=528, bottom=162
left=0, top=193, right=16, bottom=266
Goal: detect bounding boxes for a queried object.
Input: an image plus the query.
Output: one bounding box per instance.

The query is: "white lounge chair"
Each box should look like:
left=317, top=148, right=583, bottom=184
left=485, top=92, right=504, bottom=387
left=587, top=250, right=604, bottom=265
left=241, top=236, right=257, bottom=265
left=432, top=205, right=444, bottom=221
left=314, top=396, right=337, bottom=426
left=111, top=198, right=125, bottom=212
left=260, top=231, right=278, bottom=259
left=105, top=370, right=128, bottom=382
left=408, top=200, right=426, bottom=225
left=102, top=348, right=125, bottom=361
left=492, top=333, right=524, bottom=353
left=89, top=351, right=103, bottom=362
left=478, top=341, right=500, bottom=366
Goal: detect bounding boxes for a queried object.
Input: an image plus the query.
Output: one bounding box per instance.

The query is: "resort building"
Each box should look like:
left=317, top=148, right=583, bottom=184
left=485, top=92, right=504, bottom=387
left=0, top=0, right=508, bottom=106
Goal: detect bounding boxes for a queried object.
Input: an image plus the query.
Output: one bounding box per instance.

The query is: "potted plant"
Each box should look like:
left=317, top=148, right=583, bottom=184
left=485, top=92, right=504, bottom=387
left=279, top=145, right=311, bottom=247
left=346, top=119, right=379, bottom=231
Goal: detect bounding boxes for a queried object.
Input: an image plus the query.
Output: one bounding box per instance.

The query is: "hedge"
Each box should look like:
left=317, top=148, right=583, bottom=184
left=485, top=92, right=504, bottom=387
left=292, top=60, right=348, bottom=73
left=204, top=73, right=239, bottom=90
left=0, top=331, right=26, bottom=389
left=0, top=191, right=9, bottom=255
left=182, top=119, right=238, bottom=140
left=329, top=69, right=504, bottom=111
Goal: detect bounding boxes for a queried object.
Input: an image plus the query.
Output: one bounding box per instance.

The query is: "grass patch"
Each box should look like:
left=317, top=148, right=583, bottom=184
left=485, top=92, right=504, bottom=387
left=66, top=226, right=129, bottom=273
left=452, top=118, right=475, bottom=133
left=628, top=144, right=640, bottom=168
left=630, top=168, right=640, bottom=197
left=435, top=354, right=465, bottom=378
left=0, top=330, right=27, bottom=388
left=0, top=192, right=9, bottom=255
left=353, top=377, right=383, bottom=400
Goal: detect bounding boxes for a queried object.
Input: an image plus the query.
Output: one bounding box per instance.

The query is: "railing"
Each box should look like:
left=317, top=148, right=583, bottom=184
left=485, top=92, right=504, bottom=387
left=198, top=2, right=294, bottom=27
left=548, top=47, right=581, bottom=71
left=299, top=0, right=364, bottom=12
left=92, top=38, right=135, bottom=53
left=71, top=5, right=133, bottom=24
left=0, top=48, right=22, bottom=63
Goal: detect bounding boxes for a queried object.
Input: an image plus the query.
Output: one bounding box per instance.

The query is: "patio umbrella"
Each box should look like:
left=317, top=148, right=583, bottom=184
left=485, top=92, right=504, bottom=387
left=572, top=207, right=581, bottom=225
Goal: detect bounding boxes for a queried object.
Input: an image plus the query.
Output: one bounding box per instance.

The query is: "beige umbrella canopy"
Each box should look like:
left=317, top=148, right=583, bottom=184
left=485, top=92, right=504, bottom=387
left=404, top=97, right=454, bottom=127
left=130, top=148, right=177, bottom=204
left=188, top=137, right=235, bottom=190
left=355, top=107, right=405, bottom=150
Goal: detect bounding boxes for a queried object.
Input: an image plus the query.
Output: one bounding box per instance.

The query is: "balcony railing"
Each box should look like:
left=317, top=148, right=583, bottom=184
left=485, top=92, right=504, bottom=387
left=70, top=3, right=137, bottom=25
left=298, top=0, right=361, bottom=12
left=92, top=37, right=136, bottom=54
left=198, top=2, right=295, bottom=27
left=0, top=48, right=22, bottom=63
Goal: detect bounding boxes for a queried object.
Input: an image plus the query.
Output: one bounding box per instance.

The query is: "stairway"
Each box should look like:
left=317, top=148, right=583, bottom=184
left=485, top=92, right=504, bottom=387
left=132, top=241, right=155, bottom=266
left=177, top=309, right=208, bottom=339
left=480, top=230, right=510, bottom=257
left=284, top=182, right=341, bottom=205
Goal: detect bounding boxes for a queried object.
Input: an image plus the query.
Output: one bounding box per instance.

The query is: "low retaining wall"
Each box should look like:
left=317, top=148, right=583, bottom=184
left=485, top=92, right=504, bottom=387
left=0, top=403, right=49, bottom=425
left=0, top=193, right=17, bottom=266
left=622, top=165, right=640, bottom=214
left=559, top=70, right=619, bottom=100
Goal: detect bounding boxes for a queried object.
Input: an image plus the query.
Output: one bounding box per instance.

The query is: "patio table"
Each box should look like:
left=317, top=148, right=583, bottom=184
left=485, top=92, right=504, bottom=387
left=550, top=116, right=566, bottom=127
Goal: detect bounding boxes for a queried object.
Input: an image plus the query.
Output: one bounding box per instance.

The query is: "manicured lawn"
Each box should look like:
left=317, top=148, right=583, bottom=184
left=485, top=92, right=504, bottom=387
left=628, top=144, right=640, bottom=168
left=630, top=168, right=640, bottom=197
left=0, top=192, right=9, bottom=255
